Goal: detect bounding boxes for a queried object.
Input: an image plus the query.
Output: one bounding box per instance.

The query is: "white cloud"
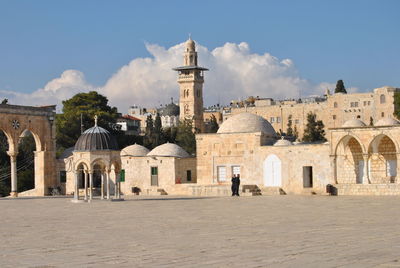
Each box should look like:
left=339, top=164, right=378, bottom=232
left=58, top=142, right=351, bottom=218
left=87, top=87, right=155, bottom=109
left=0, top=41, right=335, bottom=112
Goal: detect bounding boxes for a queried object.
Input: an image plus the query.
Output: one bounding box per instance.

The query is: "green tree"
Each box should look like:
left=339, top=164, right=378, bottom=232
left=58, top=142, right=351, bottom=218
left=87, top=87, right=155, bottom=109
left=143, top=115, right=154, bottom=149
left=56, top=91, right=120, bottom=153
left=153, top=113, right=164, bottom=147
left=334, top=79, right=347, bottom=94
left=208, top=114, right=219, bottom=133
left=175, top=119, right=196, bottom=155
left=302, top=112, right=326, bottom=142
left=393, top=92, right=400, bottom=119
left=286, top=115, right=294, bottom=137
left=293, top=125, right=299, bottom=141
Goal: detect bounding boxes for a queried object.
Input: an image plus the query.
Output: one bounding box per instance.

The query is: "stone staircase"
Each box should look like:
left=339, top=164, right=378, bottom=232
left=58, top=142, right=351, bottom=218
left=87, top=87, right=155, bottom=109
left=258, top=186, right=286, bottom=196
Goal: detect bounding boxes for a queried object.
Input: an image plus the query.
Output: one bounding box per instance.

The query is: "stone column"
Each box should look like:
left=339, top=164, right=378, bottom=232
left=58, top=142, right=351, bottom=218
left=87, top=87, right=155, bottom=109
left=330, top=155, right=337, bottom=184
left=114, top=171, right=120, bottom=199
left=7, top=151, right=18, bottom=197
left=100, top=172, right=104, bottom=200
left=106, top=171, right=110, bottom=200
left=396, top=153, right=400, bottom=184
left=362, top=154, right=369, bottom=184
left=84, top=171, right=88, bottom=201
left=89, top=172, right=93, bottom=201
left=73, top=171, right=79, bottom=201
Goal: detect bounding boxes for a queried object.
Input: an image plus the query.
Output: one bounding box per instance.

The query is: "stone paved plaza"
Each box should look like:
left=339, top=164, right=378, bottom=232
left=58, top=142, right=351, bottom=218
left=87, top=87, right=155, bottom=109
left=1, top=195, right=400, bottom=267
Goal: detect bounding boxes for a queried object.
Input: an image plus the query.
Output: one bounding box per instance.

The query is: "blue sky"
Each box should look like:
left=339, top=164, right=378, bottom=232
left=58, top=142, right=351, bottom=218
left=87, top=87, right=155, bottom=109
left=0, top=0, right=399, bottom=109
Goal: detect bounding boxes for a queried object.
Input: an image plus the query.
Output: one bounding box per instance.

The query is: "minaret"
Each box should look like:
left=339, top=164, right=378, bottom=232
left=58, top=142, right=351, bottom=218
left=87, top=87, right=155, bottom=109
left=173, top=37, right=208, bottom=132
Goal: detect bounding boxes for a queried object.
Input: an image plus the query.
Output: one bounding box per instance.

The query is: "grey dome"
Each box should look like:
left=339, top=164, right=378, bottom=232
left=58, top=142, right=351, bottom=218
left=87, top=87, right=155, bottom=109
left=121, top=143, right=149, bottom=157
left=375, top=118, right=400, bottom=126
left=147, top=142, right=189, bottom=158
left=217, top=113, right=276, bottom=136
left=342, top=119, right=366, bottom=128
left=74, top=126, right=118, bottom=151
left=158, top=102, right=179, bottom=116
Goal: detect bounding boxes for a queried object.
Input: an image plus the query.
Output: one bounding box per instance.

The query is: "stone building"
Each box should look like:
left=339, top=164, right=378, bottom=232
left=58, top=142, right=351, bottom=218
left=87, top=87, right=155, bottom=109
left=120, top=142, right=196, bottom=196
left=225, top=86, right=400, bottom=140
left=157, top=100, right=180, bottom=128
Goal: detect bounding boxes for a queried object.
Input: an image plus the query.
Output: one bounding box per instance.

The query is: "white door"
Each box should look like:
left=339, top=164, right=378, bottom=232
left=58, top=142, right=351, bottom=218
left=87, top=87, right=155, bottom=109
left=387, top=160, right=397, bottom=177
left=357, top=160, right=364, bottom=184
left=263, top=154, right=282, bottom=187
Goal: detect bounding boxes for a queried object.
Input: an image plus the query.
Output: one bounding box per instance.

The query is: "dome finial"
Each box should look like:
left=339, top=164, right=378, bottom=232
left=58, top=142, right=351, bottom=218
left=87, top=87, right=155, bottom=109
left=94, top=115, right=98, bottom=126
left=188, top=33, right=191, bottom=40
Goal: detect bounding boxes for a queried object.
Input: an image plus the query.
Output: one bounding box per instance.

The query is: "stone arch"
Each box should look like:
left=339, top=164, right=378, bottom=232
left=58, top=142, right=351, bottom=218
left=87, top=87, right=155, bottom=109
left=19, top=128, right=42, bottom=152
left=74, top=160, right=90, bottom=172
left=0, top=128, right=14, bottom=152
left=368, top=134, right=397, bottom=183
left=263, top=154, right=282, bottom=187
left=335, top=135, right=365, bottom=184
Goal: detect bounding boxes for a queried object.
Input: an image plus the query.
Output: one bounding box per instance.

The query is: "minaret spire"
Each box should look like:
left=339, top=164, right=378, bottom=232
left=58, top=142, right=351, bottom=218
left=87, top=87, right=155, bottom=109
left=94, top=115, right=98, bottom=126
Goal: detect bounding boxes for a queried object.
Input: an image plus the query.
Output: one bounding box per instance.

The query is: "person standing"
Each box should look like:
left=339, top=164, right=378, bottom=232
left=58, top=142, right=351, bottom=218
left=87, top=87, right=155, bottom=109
left=231, top=174, right=240, bottom=196
left=231, top=174, right=237, bottom=196
left=234, top=174, right=240, bottom=196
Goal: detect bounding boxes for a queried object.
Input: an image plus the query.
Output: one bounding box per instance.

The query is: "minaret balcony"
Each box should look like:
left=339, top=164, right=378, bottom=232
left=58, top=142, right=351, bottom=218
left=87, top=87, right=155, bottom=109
left=178, top=74, right=204, bottom=82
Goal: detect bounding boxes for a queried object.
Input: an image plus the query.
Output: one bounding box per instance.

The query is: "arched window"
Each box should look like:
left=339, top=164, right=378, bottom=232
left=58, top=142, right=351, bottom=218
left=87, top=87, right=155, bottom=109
left=380, top=94, right=386, bottom=104
left=334, top=102, right=338, bottom=108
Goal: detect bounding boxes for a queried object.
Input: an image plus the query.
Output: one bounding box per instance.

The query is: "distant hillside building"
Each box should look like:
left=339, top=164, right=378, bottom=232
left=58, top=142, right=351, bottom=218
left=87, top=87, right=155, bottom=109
left=225, top=86, right=400, bottom=140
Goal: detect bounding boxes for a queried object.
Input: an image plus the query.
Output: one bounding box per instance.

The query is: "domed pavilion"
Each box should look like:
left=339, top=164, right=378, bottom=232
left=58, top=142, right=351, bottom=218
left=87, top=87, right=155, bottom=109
left=71, top=116, right=121, bottom=202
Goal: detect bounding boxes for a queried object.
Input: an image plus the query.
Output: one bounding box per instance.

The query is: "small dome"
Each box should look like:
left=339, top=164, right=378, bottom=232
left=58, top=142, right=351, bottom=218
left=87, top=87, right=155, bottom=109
left=158, top=102, right=179, bottom=116
left=58, top=147, right=74, bottom=159
left=274, top=138, right=293, bottom=146
left=375, top=118, right=400, bottom=126
left=342, top=119, right=366, bottom=128
left=121, top=144, right=149, bottom=157
left=74, top=126, right=118, bottom=151
left=186, top=38, right=195, bottom=51
left=217, top=113, right=276, bottom=136
left=147, top=143, right=189, bottom=158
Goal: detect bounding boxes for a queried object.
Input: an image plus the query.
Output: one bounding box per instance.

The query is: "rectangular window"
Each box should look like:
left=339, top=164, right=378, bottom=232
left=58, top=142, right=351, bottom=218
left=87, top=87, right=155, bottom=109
left=350, top=102, right=354, bottom=107
left=217, top=166, right=227, bottom=182
left=232, top=166, right=241, bottom=177
left=368, top=101, right=371, bottom=105
left=120, top=169, right=125, bottom=182
left=186, top=170, right=192, bottom=182
left=151, top=166, right=158, bottom=186
left=333, top=115, right=336, bottom=120
left=295, top=119, right=299, bottom=124
left=270, top=117, right=275, bottom=123
left=276, top=117, right=281, bottom=123
left=60, top=171, right=66, bottom=183
left=303, top=166, right=313, bottom=188
left=355, top=102, right=358, bottom=107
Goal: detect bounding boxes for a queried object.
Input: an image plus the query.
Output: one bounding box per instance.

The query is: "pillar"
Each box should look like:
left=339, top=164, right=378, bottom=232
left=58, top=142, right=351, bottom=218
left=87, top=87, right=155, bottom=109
left=84, top=171, right=88, bottom=201
left=73, top=171, right=79, bottom=200
left=100, top=172, right=104, bottom=199
left=114, top=171, right=120, bottom=199
left=329, top=155, right=337, bottom=184
left=396, top=153, right=400, bottom=184
left=106, top=171, right=110, bottom=200
left=89, top=172, right=93, bottom=201
left=362, top=154, right=369, bottom=184
left=7, top=151, right=18, bottom=197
